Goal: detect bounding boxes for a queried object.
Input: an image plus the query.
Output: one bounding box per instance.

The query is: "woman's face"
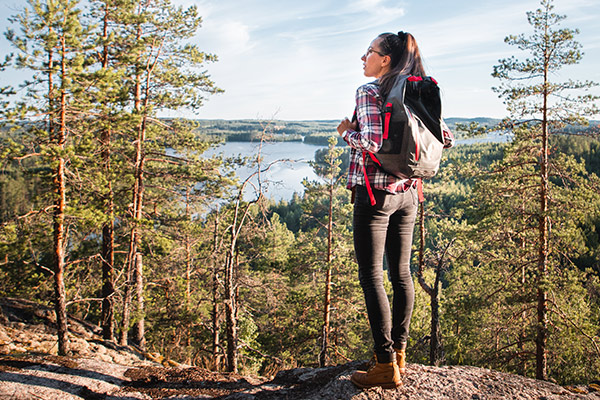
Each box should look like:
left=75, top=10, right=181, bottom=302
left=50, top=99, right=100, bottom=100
left=361, top=37, right=390, bottom=78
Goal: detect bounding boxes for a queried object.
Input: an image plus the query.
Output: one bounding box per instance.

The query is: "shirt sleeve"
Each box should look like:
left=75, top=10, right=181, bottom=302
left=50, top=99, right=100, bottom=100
left=342, top=84, right=382, bottom=153
left=441, top=119, right=455, bottom=149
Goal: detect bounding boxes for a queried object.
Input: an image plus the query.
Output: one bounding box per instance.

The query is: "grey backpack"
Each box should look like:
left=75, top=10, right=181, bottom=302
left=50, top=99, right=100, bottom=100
left=368, top=75, right=445, bottom=179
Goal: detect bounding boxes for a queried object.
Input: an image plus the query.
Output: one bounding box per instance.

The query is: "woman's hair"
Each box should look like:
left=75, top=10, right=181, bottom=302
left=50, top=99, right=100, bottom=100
left=377, top=31, right=425, bottom=99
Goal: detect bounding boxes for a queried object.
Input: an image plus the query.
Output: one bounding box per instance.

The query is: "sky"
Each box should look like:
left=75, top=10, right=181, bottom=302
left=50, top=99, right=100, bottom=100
left=0, top=0, right=598, bottom=121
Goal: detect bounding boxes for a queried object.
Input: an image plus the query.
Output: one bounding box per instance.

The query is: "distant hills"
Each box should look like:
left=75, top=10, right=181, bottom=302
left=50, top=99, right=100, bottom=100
left=191, top=117, right=598, bottom=146
left=444, top=117, right=503, bottom=129
left=191, top=117, right=508, bottom=145
left=5, top=117, right=595, bottom=146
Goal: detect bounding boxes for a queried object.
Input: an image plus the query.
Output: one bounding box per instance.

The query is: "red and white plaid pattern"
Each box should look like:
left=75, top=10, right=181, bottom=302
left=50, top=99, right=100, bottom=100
left=342, top=82, right=454, bottom=194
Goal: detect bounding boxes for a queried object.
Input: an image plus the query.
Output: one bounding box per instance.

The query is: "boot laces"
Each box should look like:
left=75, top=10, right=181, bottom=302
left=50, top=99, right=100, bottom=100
left=366, top=354, right=377, bottom=371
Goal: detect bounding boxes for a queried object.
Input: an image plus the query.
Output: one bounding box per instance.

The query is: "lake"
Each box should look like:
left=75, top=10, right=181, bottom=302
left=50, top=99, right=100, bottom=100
left=204, top=133, right=510, bottom=201
left=203, top=141, right=326, bottom=201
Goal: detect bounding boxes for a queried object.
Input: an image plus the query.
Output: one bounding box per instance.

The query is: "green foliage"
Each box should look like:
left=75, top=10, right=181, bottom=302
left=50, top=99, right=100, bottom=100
left=2, top=119, right=599, bottom=381
left=1, top=0, right=599, bottom=384
left=439, top=123, right=600, bottom=383
left=458, top=0, right=600, bottom=382
left=492, top=0, right=599, bottom=123
left=193, top=119, right=338, bottom=144
left=267, top=193, right=304, bottom=233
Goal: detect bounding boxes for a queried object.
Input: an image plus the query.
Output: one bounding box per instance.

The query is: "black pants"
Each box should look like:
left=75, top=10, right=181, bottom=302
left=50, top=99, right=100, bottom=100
left=353, top=185, right=418, bottom=363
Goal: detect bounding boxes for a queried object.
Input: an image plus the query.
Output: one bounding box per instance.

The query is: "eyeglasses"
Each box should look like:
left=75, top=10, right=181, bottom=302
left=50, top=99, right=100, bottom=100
left=365, top=47, right=387, bottom=57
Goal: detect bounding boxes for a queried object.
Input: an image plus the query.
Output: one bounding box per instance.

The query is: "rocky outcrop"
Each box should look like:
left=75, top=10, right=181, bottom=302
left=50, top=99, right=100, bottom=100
left=1, top=297, right=600, bottom=400
left=0, top=297, right=151, bottom=366
left=2, top=354, right=600, bottom=400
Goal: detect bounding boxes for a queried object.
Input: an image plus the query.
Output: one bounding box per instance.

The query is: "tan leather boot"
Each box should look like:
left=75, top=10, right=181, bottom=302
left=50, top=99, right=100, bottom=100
left=395, top=348, right=406, bottom=374
left=351, top=359, right=401, bottom=389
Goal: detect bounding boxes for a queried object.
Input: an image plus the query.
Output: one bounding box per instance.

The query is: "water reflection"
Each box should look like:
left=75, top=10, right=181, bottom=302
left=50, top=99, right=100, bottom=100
left=201, top=133, right=510, bottom=201
left=203, top=141, right=326, bottom=201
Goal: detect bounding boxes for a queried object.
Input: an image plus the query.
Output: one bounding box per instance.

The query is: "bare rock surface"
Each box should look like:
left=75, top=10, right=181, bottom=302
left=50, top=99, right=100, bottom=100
left=0, top=297, right=152, bottom=367
left=0, top=354, right=151, bottom=399
left=1, top=297, right=600, bottom=400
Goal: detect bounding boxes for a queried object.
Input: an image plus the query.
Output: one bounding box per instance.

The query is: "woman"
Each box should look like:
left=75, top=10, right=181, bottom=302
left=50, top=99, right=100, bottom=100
left=337, top=31, right=442, bottom=389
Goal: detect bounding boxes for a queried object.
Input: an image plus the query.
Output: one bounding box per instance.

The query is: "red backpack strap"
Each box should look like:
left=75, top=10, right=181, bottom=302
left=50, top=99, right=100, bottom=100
left=367, top=152, right=382, bottom=167
left=361, top=152, right=377, bottom=206
left=383, top=102, right=392, bottom=140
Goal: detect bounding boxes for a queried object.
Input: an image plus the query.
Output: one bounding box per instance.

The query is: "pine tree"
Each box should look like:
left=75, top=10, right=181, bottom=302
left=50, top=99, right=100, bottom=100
left=302, top=136, right=360, bottom=367
left=3, top=0, right=222, bottom=355
left=220, top=126, right=276, bottom=373
left=88, top=0, right=138, bottom=342
left=304, top=137, right=345, bottom=367
left=116, top=0, right=221, bottom=348
left=444, top=130, right=600, bottom=382
left=5, top=0, right=91, bottom=355
left=140, top=119, right=235, bottom=365
left=416, top=207, right=453, bottom=366
left=492, top=0, right=599, bottom=380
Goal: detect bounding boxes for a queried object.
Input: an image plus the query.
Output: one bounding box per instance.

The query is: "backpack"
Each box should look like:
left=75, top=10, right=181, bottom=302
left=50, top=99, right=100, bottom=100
left=368, top=75, right=445, bottom=180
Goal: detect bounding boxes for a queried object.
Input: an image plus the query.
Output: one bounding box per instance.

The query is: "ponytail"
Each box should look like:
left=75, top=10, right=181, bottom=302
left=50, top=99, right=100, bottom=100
left=377, top=32, right=425, bottom=99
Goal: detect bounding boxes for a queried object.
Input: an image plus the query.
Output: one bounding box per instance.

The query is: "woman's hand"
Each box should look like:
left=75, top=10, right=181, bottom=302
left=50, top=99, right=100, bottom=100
left=337, top=118, right=357, bottom=136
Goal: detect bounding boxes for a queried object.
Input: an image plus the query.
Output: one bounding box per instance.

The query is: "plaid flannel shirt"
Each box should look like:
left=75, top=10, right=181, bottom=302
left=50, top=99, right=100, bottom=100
left=342, top=81, right=455, bottom=193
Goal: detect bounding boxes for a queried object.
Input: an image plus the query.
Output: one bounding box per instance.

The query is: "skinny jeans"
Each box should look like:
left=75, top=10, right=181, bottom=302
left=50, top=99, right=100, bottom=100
left=353, top=184, right=418, bottom=363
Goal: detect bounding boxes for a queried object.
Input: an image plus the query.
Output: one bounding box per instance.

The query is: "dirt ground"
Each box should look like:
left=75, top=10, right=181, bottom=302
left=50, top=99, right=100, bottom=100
left=2, top=297, right=600, bottom=400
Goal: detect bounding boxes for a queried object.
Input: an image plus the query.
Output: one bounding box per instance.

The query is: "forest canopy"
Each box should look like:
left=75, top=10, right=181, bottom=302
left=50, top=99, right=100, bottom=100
left=0, top=0, right=599, bottom=385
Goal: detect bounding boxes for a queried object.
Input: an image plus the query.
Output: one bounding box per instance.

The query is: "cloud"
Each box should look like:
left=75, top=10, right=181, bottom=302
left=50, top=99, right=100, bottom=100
left=349, top=0, right=404, bottom=14
left=347, top=0, right=406, bottom=26
left=146, top=0, right=600, bottom=120
left=213, top=20, right=254, bottom=54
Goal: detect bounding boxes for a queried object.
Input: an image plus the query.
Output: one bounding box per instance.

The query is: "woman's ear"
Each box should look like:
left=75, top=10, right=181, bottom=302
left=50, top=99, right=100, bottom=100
left=381, top=55, right=391, bottom=68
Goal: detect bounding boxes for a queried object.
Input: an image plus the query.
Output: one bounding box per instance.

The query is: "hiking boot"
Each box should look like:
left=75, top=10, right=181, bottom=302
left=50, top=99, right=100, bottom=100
left=363, top=349, right=406, bottom=373
left=395, top=348, right=406, bottom=374
left=351, top=359, right=401, bottom=389
left=362, top=353, right=376, bottom=371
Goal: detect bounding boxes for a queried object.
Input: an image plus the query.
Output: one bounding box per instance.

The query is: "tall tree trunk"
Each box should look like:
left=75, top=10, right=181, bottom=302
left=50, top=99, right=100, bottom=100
left=212, top=210, right=221, bottom=371
left=100, top=0, right=115, bottom=342
left=134, top=252, right=145, bottom=349
left=130, top=114, right=147, bottom=349
left=131, top=100, right=148, bottom=350
left=53, top=157, right=68, bottom=356
left=185, top=198, right=191, bottom=310
left=122, top=28, right=147, bottom=346
left=536, top=53, right=550, bottom=381
left=184, top=190, right=192, bottom=353
left=224, top=195, right=248, bottom=373
left=222, top=136, right=267, bottom=373
left=519, top=264, right=528, bottom=375
left=53, top=40, right=69, bottom=356
left=319, top=265, right=332, bottom=367
left=518, top=197, right=528, bottom=376
left=430, top=270, right=443, bottom=366
left=319, top=165, right=335, bottom=367
left=119, top=132, right=142, bottom=346
left=212, top=273, right=221, bottom=370
left=120, top=111, right=145, bottom=347
left=101, top=205, right=115, bottom=340
left=130, top=31, right=159, bottom=348
left=119, top=237, right=134, bottom=346
left=224, top=248, right=238, bottom=373
left=417, top=204, right=446, bottom=366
